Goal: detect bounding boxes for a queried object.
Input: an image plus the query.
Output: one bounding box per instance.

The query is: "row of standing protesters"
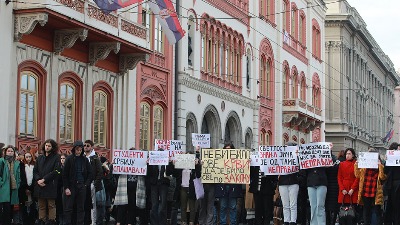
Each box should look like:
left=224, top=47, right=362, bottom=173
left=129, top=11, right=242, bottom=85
left=4, top=140, right=400, bottom=225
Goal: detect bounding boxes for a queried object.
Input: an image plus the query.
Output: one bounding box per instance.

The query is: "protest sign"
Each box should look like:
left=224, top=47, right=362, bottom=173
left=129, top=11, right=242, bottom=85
left=358, top=152, right=379, bottom=168
left=149, top=150, right=169, bottom=165
left=169, top=150, right=185, bottom=160
left=192, top=133, right=210, bottom=148
left=154, top=139, right=184, bottom=151
left=175, top=154, right=196, bottom=169
left=298, top=142, right=333, bottom=169
left=112, top=150, right=148, bottom=175
left=258, top=146, right=299, bottom=175
left=250, top=150, right=261, bottom=166
left=201, top=149, right=250, bottom=184
left=386, top=150, right=400, bottom=166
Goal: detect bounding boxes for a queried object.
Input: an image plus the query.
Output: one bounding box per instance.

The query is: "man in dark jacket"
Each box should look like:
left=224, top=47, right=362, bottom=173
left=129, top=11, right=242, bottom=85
left=33, top=139, right=61, bottom=225
left=83, top=140, right=103, bottom=225
left=148, top=149, right=174, bottom=225
left=63, top=141, right=93, bottom=225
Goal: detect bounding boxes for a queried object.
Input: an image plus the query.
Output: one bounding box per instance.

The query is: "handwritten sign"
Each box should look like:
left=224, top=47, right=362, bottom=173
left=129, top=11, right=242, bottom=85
left=192, top=133, right=210, bottom=148
left=149, top=151, right=169, bottom=165
left=298, top=142, right=333, bottom=169
left=358, top=152, right=379, bottom=168
left=112, top=150, right=148, bottom=175
left=386, top=150, right=400, bottom=166
left=169, top=150, right=185, bottom=160
left=250, top=151, right=261, bottom=166
left=175, top=154, right=195, bottom=169
left=258, top=146, right=299, bottom=175
left=201, top=149, right=250, bottom=184
left=154, top=139, right=184, bottom=151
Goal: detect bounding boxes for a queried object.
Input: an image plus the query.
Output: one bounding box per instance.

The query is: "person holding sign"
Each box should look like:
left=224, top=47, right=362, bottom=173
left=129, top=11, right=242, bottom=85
left=354, top=148, right=386, bottom=225
left=172, top=150, right=201, bottom=225
left=337, top=148, right=359, bottom=225
left=383, top=142, right=400, bottom=225
left=147, top=149, right=174, bottom=225
left=215, top=143, right=243, bottom=225
left=277, top=142, right=302, bottom=225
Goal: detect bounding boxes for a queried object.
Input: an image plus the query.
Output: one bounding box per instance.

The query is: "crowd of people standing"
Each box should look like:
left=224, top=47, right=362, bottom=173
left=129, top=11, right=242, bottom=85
left=1, top=140, right=400, bottom=225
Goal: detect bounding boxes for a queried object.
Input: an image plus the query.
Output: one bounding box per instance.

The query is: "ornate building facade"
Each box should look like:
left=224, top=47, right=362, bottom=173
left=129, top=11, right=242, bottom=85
left=0, top=0, right=174, bottom=157
left=325, top=0, right=399, bottom=152
left=176, top=0, right=326, bottom=150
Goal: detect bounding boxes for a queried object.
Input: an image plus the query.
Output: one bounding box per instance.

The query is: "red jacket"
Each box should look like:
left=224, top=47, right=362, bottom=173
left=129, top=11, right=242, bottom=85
left=337, top=159, right=359, bottom=204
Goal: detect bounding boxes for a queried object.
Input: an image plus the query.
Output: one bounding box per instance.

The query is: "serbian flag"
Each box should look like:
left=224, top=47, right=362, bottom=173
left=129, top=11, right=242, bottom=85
left=148, top=0, right=185, bottom=44
left=94, top=0, right=140, bottom=14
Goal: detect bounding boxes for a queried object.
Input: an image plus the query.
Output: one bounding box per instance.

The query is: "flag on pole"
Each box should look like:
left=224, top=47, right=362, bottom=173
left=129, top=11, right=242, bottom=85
left=94, top=0, right=140, bottom=14
left=148, top=0, right=185, bottom=44
left=382, top=128, right=394, bottom=143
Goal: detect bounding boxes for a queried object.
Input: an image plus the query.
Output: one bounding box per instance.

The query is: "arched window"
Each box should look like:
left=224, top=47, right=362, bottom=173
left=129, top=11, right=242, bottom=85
left=59, top=83, right=75, bottom=142
left=188, top=15, right=195, bottom=66
left=246, top=49, right=251, bottom=89
left=283, top=65, right=289, bottom=99
left=266, top=59, right=271, bottom=97
left=291, top=4, right=298, bottom=37
left=312, top=19, right=321, bottom=59
left=140, top=102, right=151, bottom=150
left=312, top=73, right=321, bottom=108
left=19, top=72, right=38, bottom=136
left=292, top=69, right=298, bottom=98
left=92, top=82, right=114, bottom=149
left=299, top=11, right=306, bottom=45
left=283, top=0, right=290, bottom=31
left=93, top=90, right=107, bottom=146
left=260, top=130, right=272, bottom=145
left=207, top=28, right=213, bottom=72
left=300, top=76, right=307, bottom=101
left=260, top=57, right=265, bottom=96
left=153, top=105, right=164, bottom=140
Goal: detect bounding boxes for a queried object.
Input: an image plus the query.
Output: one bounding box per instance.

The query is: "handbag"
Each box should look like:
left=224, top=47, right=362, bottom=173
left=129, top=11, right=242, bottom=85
left=193, top=178, right=204, bottom=200
left=338, top=196, right=355, bottom=219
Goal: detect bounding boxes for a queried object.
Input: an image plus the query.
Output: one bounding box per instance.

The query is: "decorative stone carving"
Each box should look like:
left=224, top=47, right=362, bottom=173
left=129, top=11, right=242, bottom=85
left=141, top=86, right=165, bottom=102
left=89, top=42, right=120, bottom=66
left=283, top=114, right=297, bottom=123
left=119, top=53, right=149, bottom=74
left=291, top=117, right=307, bottom=126
left=14, top=13, right=48, bottom=41
left=54, top=29, right=88, bottom=54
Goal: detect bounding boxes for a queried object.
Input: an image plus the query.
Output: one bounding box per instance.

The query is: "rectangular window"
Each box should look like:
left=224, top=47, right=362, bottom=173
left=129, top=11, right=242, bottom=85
left=153, top=106, right=163, bottom=141
left=140, top=103, right=150, bottom=150
left=154, top=18, right=164, bottom=53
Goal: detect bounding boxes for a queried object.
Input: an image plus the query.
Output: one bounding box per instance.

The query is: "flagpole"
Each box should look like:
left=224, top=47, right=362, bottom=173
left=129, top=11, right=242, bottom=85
left=174, top=0, right=180, bottom=141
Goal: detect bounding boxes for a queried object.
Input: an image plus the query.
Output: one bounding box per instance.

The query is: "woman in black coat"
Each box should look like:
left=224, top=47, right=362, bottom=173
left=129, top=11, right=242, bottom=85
left=325, top=154, right=342, bottom=225
left=20, top=152, right=37, bottom=225
left=33, top=139, right=61, bottom=225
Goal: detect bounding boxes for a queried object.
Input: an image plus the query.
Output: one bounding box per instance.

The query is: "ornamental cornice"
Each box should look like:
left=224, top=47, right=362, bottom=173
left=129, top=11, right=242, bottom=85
left=14, top=13, right=48, bottom=41
left=89, top=42, right=120, bottom=66
left=119, top=53, right=149, bottom=74
left=179, top=73, right=257, bottom=110
left=325, top=41, right=350, bottom=52
left=54, top=29, right=88, bottom=54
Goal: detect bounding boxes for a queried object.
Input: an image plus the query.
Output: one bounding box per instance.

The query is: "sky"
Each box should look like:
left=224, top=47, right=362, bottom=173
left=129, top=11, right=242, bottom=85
left=346, top=0, right=400, bottom=71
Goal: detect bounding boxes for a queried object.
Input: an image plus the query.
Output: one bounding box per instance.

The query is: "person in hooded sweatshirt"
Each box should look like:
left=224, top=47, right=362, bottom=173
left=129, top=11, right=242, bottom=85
left=63, top=141, right=93, bottom=225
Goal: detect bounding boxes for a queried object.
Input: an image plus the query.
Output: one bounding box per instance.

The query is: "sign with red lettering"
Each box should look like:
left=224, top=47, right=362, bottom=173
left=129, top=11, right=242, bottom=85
left=298, top=142, right=333, bottom=169
left=149, top=150, right=169, bottom=165
left=386, top=150, right=400, bottom=166
left=201, top=149, right=250, bottom=184
left=154, top=139, right=184, bottom=151
left=112, top=149, right=148, bottom=175
left=258, top=146, right=299, bottom=175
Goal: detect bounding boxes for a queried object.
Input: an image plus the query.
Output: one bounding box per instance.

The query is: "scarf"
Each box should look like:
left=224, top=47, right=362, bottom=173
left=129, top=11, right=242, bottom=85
left=114, top=175, right=128, bottom=205
left=136, top=176, right=146, bottom=209
left=9, top=161, right=17, bottom=190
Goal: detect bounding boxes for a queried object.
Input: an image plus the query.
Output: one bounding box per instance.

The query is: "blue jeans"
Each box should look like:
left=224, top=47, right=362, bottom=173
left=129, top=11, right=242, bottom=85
left=279, top=184, right=299, bottom=223
left=150, top=184, right=168, bottom=225
left=307, top=186, right=327, bottom=225
left=219, top=197, right=237, bottom=225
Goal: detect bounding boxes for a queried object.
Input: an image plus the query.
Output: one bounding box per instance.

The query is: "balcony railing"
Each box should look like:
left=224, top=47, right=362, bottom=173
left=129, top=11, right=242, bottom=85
left=282, top=98, right=322, bottom=119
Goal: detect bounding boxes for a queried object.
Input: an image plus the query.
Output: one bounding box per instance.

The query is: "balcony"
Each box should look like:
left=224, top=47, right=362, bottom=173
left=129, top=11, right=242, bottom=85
left=13, top=0, right=151, bottom=73
left=282, top=98, right=322, bottom=132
